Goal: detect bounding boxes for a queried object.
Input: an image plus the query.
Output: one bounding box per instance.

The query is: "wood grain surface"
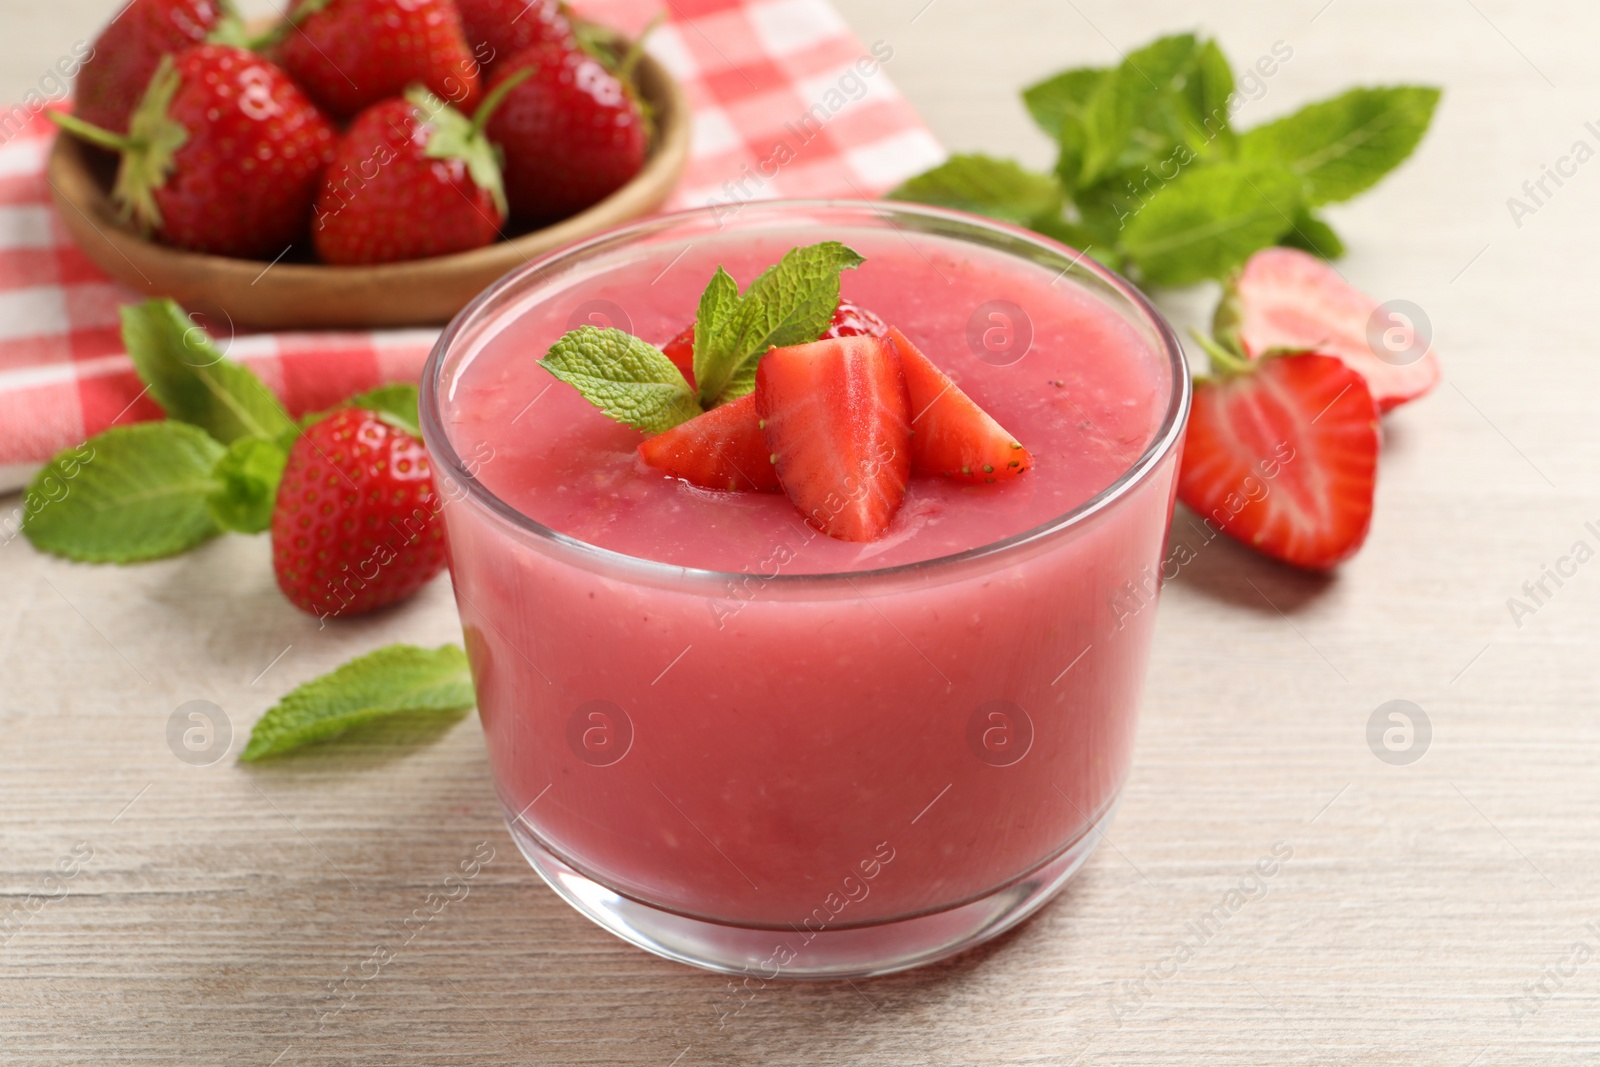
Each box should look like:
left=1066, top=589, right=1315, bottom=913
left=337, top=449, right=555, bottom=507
left=3, top=1, right=1598, bottom=1064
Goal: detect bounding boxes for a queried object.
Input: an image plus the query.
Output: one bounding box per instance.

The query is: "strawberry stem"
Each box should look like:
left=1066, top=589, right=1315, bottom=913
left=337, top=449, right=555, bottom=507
left=48, top=111, right=134, bottom=153
left=470, top=68, right=533, bottom=137
left=1188, top=328, right=1251, bottom=377
left=616, top=12, right=665, bottom=85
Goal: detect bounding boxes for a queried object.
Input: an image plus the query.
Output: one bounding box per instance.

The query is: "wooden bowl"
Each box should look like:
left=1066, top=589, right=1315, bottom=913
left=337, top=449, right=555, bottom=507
left=46, top=49, right=690, bottom=330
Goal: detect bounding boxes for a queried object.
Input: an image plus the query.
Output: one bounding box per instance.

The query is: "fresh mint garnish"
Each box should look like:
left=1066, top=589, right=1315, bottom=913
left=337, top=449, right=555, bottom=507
left=25, top=300, right=425, bottom=564
left=889, top=31, right=1439, bottom=285
left=541, top=326, right=703, bottom=433
left=538, top=242, right=864, bottom=430
left=208, top=436, right=288, bottom=534
left=122, top=299, right=297, bottom=445
left=240, top=643, right=476, bottom=761
left=1120, top=163, right=1303, bottom=286
left=1237, top=86, right=1442, bottom=205
left=873, top=155, right=1063, bottom=226
left=23, top=422, right=224, bottom=562
left=695, top=241, right=865, bottom=406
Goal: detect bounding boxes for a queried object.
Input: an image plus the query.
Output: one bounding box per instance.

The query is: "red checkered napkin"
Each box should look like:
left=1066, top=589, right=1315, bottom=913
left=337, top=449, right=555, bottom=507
left=0, top=0, right=943, bottom=489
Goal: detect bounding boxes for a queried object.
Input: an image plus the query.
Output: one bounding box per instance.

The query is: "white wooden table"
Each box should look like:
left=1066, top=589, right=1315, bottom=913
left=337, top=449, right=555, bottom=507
left=4, top=1, right=1598, bottom=1063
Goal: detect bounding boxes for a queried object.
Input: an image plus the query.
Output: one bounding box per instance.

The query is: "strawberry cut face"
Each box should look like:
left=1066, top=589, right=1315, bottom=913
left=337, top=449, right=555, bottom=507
left=1226, top=247, right=1441, bottom=411
left=1178, top=352, right=1379, bottom=570
left=889, top=327, right=1032, bottom=483
left=637, top=393, right=779, bottom=493
left=754, top=335, right=912, bottom=543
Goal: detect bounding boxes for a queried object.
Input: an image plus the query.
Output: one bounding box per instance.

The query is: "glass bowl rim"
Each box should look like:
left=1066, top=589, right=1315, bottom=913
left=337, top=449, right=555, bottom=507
left=419, top=198, right=1191, bottom=587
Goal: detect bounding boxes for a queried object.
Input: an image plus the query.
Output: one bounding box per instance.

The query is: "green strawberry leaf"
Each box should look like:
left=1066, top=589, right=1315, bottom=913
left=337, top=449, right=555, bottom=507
left=347, top=383, right=422, bottom=435
left=240, top=643, right=476, bottom=761
left=541, top=326, right=702, bottom=434
left=1238, top=86, right=1441, bottom=205
left=292, top=384, right=423, bottom=443
left=887, top=154, right=1064, bottom=225
left=207, top=435, right=288, bottom=534
left=23, top=422, right=224, bottom=563
left=1279, top=208, right=1346, bottom=259
left=1121, top=162, right=1303, bottom=286
left=122, top=299, right=297, bottom=445
left=693, top=241, right=865, bottom=406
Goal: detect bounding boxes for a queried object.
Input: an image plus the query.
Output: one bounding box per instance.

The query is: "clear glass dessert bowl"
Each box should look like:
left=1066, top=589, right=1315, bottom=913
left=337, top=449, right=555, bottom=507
left=419, top=199, right=1190, bottom=978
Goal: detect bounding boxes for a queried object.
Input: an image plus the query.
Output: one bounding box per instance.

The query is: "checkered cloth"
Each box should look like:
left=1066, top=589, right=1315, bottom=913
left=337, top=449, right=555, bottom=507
left=0, top=0, right=943, bottom=490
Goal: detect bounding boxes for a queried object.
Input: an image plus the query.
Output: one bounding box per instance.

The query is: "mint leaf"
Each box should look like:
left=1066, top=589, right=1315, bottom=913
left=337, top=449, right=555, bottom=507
left=1121, top=162, right=1302, bottom=286
left=23, top=422, right=224, bottom=562
left=541, top=326, right=701, bottom=433
left=1280, top=208, right=1345, bottom=259
left=690, top=266, right=741, bottom=401
left=208, top=435, right=287, bottom=534
left=240, top=643, right=475, bottom=761
left=887, top=154, right=1064, bottom=225
left=694, top=241, right=865, bottom=406
left=1021, top=66, right=1105, bottom=142
left=122, top=299, right=297, bottom=445
left=1075, top=34, right=1205, bottom=188
left=1188, top=40, right=1237, bottom=153
left=1238, top=86, right=1441, bottom=204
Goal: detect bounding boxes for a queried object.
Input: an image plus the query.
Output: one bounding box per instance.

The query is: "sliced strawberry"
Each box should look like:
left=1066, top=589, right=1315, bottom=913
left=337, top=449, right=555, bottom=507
left=888, top=327, right=1031, bottom=483
left=662, top=325, right=695, bottom=387
left=637, top=394, right=778, bottom=493
left=1178, top=351, right=1379, bottom=570
left=658, top=299, right=887, bottom=393
left=755, top=336, right=912, bottom=542
left=825, top=299, right=888, bottom=340
left=1222, top=247, right=1440, bottom=411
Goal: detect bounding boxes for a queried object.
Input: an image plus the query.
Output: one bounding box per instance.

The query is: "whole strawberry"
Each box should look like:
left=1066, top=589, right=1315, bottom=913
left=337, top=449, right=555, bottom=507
left=313, top=76, right=528, bottom=265
left=455, top=0, right=574, bottom=73
left=486, top=42, right=647, bottom=224
left=74, top=0, right=222, bottom=134
left=53, top=45, right=336, bottom=259
left=280, top=0, right=482, bottom=120
left=271, top=407, right=448, bottom=619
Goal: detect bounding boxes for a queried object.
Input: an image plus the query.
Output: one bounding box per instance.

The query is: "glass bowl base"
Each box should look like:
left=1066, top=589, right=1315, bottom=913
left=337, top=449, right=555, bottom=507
left=501, top=800, right=1116, bottom=979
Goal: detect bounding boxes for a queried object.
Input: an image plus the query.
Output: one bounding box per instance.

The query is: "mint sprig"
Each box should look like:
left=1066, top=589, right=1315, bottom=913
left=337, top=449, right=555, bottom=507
left=241, top=643, right=476, bottom=761
left=539, top=242, right=864, bottom=431
left=1237, top=86, right=1442, bottom=206
left=694, top=241, right=864, bottom=406
left=23, top=299, right=422, bottom=565
left=122, top=299, right=297, bottom=444
left=208, top=436, right=288, bottom=535
left=888, top=32, right=1439, bottom=285
left=23, top=422, right=225, bottom=562
left=542, top=326, right=703, bottom=434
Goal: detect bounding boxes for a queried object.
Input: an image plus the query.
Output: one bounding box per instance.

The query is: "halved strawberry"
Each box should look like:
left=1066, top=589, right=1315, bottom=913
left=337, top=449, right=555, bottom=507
left=1220, top=247, right=1440, bottom=411
left=658, top=299, right=888, bottom=393
left=755, top=336, right=912, bottom=542
left=1178, top=349, right=1379, bottom=570
left=888, top=327, right=1031, bottom=483
left=637, top=394, right=778, bottom=492
left=662, top=325, right=695, bottom=387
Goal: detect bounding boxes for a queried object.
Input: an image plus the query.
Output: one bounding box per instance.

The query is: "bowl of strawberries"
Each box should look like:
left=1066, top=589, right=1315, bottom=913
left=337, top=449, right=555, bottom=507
left=46, top=0, right=690, bottom=329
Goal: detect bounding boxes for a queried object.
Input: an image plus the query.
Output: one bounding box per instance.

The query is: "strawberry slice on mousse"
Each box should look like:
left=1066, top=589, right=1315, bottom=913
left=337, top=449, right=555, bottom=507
left=637, top=394, right=779, bottom=493
left=889, top=327, right=1033, bottom=483
left=754, top=334, right=912, bottom=543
